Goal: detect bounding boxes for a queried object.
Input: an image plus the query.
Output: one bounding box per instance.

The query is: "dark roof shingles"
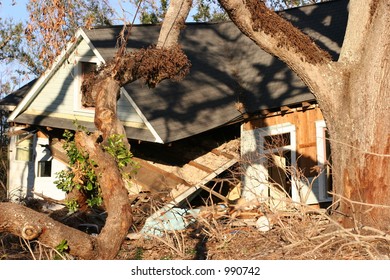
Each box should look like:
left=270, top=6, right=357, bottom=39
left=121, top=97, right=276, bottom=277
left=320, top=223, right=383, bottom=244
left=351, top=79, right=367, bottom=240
left=85, top=0, right=348, bottom=142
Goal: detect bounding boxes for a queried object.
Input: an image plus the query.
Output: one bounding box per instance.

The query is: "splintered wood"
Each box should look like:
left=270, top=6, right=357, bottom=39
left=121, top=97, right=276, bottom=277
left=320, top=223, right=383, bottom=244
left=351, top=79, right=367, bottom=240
left=131, top=139, right=240, bottom=204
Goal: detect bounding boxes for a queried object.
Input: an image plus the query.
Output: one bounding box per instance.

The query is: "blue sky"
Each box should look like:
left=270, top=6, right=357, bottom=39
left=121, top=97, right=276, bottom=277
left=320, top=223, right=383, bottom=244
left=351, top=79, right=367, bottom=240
left=1, top=0, right=139, bottom=23
left=1, top=0, right=199, bottom=24
left=1, top=0, right=28, bottom=21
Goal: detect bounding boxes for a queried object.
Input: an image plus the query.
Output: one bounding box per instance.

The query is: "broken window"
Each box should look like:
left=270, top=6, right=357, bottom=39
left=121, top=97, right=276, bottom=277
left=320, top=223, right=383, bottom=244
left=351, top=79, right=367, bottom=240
left=74, top=60, right=98, bottom=111
left=263, top=132, right=294, bottom=200
left=267, top=150, right=292, bottom=197
left=264, top=133, right=291, bottom=149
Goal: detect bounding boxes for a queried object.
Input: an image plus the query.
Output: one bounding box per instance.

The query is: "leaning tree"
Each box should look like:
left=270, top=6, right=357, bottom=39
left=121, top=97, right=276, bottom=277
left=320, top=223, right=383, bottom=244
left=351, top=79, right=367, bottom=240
left=0, top=0, right=193, bottom=259
left=0, top=0, right=389, bottom=259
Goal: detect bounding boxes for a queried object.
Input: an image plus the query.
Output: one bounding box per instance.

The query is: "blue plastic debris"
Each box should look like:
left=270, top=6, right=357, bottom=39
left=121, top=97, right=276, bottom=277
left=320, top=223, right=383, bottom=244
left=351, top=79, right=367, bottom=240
left=140, top=208, right=200, bottom=237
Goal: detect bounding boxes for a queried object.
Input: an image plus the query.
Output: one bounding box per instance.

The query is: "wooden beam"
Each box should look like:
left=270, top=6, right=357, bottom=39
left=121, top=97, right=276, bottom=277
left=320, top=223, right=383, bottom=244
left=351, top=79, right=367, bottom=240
left=298, top=142, right=317, bottom=148
left=302, top=101, right=311, bottom=108
left=188, top=160, right=214, bottom=173
left=198, top=184, right=228, bottom=202
left=211, top=148, right=235, bottom=160
left=132, top=157, right=189, bottom=186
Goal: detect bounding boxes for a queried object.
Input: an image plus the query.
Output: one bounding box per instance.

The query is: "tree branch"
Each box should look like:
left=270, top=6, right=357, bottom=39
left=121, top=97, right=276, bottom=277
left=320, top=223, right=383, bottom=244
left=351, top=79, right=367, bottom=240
left=218, top=0, right=334, bottom=94
left=339, top=0, right=379, bottom=64
left=0, top=202, right=97, bottom=259
left=157, top=0, right=193, bottom=49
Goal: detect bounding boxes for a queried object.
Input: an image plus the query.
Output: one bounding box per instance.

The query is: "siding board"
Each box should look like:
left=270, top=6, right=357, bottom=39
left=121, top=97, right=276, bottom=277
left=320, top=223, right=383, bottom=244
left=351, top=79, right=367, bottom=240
left=22, top=38, right=146, bottom=129
left=244, top=106, right=325, bottom=187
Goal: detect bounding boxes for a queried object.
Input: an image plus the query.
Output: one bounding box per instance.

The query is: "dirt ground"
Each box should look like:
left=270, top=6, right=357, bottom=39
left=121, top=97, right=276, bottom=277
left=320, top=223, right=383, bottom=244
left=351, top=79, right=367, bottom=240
left=1, top=201, right=390, bottom=260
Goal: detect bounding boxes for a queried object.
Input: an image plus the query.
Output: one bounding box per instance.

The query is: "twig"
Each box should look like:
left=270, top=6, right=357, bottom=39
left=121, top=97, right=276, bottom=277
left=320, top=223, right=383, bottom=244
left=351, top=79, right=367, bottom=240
left=331, top=192, right=390, bottom=209
left=301, top=236, right=336, bottom=257
left=145, top=233, right=185, bottom=258
left=21, top=238, right=36, bottom=260
left=326, top=137, right=390, bottom=157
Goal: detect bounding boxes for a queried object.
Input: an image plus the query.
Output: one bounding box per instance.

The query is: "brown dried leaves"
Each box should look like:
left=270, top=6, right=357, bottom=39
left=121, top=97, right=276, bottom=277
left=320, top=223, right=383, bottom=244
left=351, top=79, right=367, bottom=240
left=81, top=44, right=191, bottom=105
left=245, top=0, right=332, bottom=65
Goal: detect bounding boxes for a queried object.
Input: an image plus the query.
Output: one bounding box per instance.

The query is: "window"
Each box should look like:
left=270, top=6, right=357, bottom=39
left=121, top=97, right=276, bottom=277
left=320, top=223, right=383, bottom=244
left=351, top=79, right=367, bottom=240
left=267, top=149, right=292, bottom=197
left=240, top=123, right=297, bottom=206
left=81, top=61, right=96, bottom=78
left=37, top=160, right=52, bottom=177
left=15, top=133, right=33, bottom=161
left=259, top=125, right=297, bottom=204
left=264, top=133, right=291, bottom=149
left=74, top=59, right=99, bottom=111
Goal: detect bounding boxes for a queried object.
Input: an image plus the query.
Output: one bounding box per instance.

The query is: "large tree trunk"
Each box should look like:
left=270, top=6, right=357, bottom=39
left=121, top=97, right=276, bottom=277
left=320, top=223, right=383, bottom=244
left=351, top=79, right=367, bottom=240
left=0, top=202, right=97, bottom=259
left=218, top=0, right=390, bottom=230
left=0, top=0, right=192, bottom=260
left=327, top=0, right=390, bottom=229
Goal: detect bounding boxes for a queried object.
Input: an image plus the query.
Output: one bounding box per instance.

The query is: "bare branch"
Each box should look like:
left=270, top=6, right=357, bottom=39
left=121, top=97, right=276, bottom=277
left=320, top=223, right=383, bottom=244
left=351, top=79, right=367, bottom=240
left=157, top=0, right=193, bottom=48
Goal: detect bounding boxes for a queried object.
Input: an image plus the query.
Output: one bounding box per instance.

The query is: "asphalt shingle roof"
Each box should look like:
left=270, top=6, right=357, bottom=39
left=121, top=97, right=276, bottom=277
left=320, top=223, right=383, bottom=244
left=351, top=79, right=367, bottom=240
left=5, top=0, right=348, bottom=143
left=84, top=0, right=348, bottom=143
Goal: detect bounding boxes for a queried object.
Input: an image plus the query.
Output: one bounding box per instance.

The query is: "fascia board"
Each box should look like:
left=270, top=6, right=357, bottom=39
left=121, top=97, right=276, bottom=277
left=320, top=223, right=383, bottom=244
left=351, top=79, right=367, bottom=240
left=121, top=88, right=164, bottom=144
left=77, top=28, right=106, bottom=64
left=8, top=28, right=102, bottom=122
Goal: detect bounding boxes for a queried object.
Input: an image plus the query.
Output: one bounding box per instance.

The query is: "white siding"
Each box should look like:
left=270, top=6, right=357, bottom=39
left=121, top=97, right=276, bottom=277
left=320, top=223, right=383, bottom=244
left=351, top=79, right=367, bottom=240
left=23, top=39, right=145, bottom=127
left=7, top=127, right=35, bottom=201
left=33, top=137, right=67, bottom=200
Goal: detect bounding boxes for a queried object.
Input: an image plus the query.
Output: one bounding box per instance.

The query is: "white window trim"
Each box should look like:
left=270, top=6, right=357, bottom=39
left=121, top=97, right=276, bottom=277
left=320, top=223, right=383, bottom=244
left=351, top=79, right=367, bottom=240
left=257, top=123, right=298, bottom=202
left=14, top=132, right=35, bottom=163
left=315, top=120, right=332, bottom=202
left=73, top=57, right=101, bottom=113
left=241, top=123, right=298, bottom=203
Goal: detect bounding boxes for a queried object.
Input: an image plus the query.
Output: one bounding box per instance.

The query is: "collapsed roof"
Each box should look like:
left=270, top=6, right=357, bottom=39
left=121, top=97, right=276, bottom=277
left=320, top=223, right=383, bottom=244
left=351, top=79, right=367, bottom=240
left=83, top=0, right=347, bottom=142
left=4, top=0, right=348, bottom=143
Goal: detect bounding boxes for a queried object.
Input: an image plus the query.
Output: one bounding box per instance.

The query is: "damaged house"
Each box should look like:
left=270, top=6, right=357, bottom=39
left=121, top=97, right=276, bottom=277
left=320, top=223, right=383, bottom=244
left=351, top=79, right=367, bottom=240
left=0, top=0, right=348, bottom=213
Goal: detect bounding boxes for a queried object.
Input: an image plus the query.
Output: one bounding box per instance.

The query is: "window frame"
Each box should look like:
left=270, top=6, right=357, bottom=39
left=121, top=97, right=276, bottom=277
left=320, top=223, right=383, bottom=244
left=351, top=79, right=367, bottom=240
left=15, top=133, right=34, bottom=162
left=315, top=120, right=333, bottom=202
left=37, top=160, right=52, bottom=177
left=73, top=57, right=100, bottom=113
left=257, top=123, right=298, bottom=202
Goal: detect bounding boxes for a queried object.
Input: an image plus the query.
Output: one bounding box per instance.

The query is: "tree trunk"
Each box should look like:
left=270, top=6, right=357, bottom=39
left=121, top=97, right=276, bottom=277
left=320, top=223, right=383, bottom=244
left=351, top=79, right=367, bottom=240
left=0, top=0, right=192, bottom=260
left=327, top=1, right=390, bottom=229
left=74, top=131, right=132, bottom=259
left=218, top=0, right=390, bottom=230
left=0, top=202, right=97, bottom=259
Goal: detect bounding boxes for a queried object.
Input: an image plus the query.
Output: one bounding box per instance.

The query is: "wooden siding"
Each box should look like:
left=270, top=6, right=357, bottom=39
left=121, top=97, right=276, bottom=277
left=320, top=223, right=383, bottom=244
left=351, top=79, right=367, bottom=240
left=240, top=105, right=330, bottom=206
left=243, top=106, right=324, bottom=177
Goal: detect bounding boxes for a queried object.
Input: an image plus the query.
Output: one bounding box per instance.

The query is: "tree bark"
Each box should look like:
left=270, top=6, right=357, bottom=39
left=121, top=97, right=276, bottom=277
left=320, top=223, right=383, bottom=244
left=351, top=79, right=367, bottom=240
left=219, top=0, right=390, bottom=230
left=328, top=0, right=390, bottom=229
left=0, top=202, right=97, bottom=259
left=74, top=131, right=132, bottom=259
left=0, top=0, right=193, bottom=259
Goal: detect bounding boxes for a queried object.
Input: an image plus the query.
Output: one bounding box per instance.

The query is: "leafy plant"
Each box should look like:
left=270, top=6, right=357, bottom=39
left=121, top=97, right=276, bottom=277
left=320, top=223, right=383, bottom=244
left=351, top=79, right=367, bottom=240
left=65, top=199, right=79, bottom=214
left=54, top=130, right=101, bottom=211
left=55, top=130, right=138, bottom=212
left=103, top=134, right=139, bottom=181
left=55, top=240, right=69, bottom=253
left=103, top=134, right=134, bottom=169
